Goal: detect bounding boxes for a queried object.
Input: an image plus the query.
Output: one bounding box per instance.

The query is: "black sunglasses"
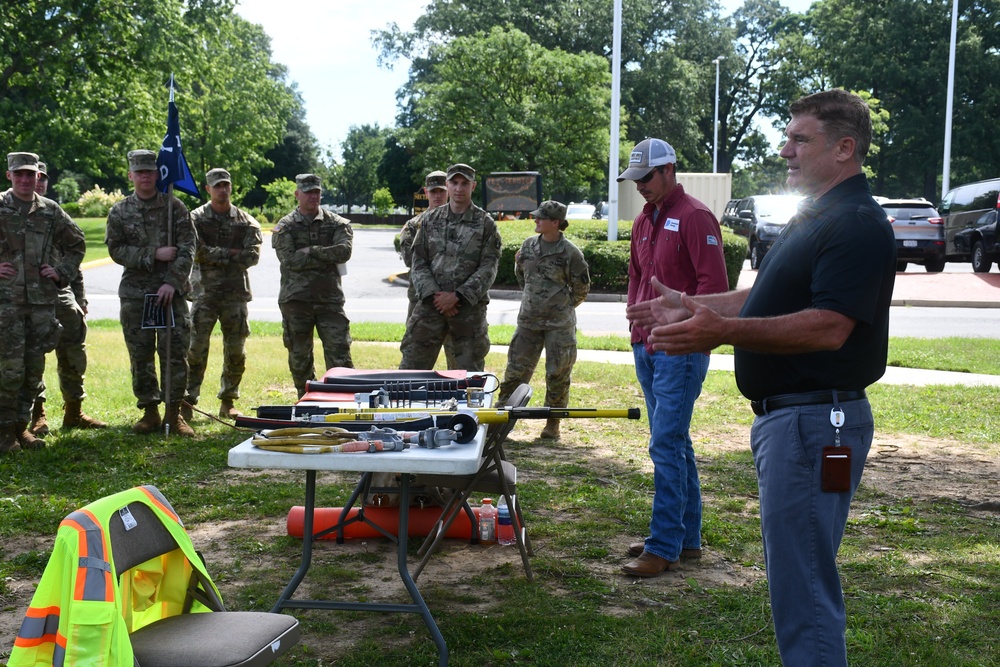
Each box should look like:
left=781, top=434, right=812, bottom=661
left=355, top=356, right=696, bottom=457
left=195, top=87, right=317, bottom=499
left=638, top=167, right=662, bottom=184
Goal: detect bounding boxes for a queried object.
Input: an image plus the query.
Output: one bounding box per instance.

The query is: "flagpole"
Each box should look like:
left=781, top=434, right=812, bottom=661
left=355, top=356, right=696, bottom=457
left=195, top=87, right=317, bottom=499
left=163, top=75, right=175, bottom=438
left=164, top=181, right=173, bottom=437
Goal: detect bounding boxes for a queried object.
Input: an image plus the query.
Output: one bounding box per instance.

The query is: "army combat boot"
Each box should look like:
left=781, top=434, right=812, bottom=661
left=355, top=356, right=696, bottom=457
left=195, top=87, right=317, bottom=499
left=165, top=404, right=195, bottom=438
left=180, top=402, right=193, bottom=422
left=16, top=421, right=46, bottom=450
left=0, top=423, right=22, bottom=455
left=29, top=398, right=49, bottom=437
left=540, top=418, right=561, bottom=440
left=218, top=399, right=241, bottom=420
left=62, top=401, right=108, bottom=430
left=133, top=405, right=162, bottom=434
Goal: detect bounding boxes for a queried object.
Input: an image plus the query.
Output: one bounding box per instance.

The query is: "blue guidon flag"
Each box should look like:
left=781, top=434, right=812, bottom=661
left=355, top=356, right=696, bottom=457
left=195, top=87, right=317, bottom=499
left=156, top=74, right=200, bottom=197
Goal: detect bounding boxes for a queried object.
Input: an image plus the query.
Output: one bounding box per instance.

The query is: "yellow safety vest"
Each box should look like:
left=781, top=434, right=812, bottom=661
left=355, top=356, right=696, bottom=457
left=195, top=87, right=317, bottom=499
left=9, top=485, right=221, bottom=666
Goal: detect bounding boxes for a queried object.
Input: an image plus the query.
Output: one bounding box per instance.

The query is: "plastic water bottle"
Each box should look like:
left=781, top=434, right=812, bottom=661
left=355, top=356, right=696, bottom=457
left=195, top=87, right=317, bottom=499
left=496, top=496, right=515, bottom=546
left=479, top=498, right=496, bottom=543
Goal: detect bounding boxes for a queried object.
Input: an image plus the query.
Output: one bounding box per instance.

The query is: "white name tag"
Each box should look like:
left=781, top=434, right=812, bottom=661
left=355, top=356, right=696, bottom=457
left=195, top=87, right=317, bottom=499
left=665, top=217, right=680, bottom=232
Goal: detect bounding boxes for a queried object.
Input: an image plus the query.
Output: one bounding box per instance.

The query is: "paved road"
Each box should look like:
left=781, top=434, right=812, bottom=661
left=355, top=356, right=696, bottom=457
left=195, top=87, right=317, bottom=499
left=81, top=227, right=1000, bottom=339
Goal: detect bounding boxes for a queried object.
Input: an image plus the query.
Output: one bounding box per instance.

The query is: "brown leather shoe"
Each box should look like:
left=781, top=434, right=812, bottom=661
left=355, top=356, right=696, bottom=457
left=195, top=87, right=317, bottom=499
left=29, top=399, right=49, bottom=437
left=622, top=551, right=678, bottom=578
left=627, top=542, right=703, bottom=560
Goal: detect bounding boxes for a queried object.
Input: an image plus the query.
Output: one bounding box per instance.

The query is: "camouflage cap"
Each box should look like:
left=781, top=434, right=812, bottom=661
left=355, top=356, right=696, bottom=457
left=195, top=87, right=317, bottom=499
left=127, top=149, right=158, bottom=172
left=295, top=173, right=322, bottom=192
left=37, top=162, right=48, bottom=177
left=446, top=163, right=475, bottom=181
left=7, top=152, right=40, bottom=172
left=206, top=168, right=231, bottom=187
left=425, top=170, right=447, bottom=190
left=616, top=138, right=676, bottom=182
left=530, top=200, right=567, bottom=221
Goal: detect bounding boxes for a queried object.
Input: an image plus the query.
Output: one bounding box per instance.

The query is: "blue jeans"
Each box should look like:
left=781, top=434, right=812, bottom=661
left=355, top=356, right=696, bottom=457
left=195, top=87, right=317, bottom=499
left=632, top=344, right=709, bottom=561
left=751, top=398, right=873, bottom=667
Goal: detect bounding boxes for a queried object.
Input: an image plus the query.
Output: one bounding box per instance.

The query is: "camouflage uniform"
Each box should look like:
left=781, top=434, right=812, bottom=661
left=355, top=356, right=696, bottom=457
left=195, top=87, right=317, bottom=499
left=273, top=208, right=353, bottom=397
left=36, top=262, right=89, bottom=403
left=184, top=202, right=262, bottom=406
left=399, top=207, right=458, bottom=367
left=399, top=202, right=501, bottom=371
left=0, top=189, right=86, bottom=428
left=498, top=232, right=590, bottom=407
left=105, top=191, right=195, bottom=408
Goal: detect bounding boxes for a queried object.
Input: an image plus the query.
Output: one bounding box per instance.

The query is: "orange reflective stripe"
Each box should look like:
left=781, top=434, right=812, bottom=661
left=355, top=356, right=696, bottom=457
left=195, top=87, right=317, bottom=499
left=61, top=510, right=114, bottom=603
left=13, top=604, right=60, bottom=646
left=138, top=485, right=180, bottom=524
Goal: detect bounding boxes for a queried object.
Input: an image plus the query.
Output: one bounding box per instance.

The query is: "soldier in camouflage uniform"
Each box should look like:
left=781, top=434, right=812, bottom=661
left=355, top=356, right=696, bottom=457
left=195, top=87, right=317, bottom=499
left=497, top=201, right=590, bottom=439
left=399, top=163, right=501, bottom=372
left=183, top=168, right=262, bottom=420
left=105, top=149, right=197, bottom=437
left=273, top=173, right=353, bottom=398
left=28, top=161, right=107, bottom=435
left=398, top=170, right=458, bottom=367
left=0, top=152, right=86, bottom=454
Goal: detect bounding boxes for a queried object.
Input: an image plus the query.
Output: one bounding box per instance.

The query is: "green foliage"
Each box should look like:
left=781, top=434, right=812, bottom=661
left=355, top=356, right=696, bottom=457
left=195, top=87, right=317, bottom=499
left=402, top=26, right=611, bottom=202
left=494, top=220, right=746, bottom=291
left=77, top=186, right=124, bottom=218
left=262, top=178, right=297, bottom=213
left=335, top=124, right=390, bottom=212
left=62, top=202, right=83, bottom=217
left=51, top=174, right=82, bottom=204
left=0, top=2, right=298, bottom=197
left=371, top=187, right=395, bottom=217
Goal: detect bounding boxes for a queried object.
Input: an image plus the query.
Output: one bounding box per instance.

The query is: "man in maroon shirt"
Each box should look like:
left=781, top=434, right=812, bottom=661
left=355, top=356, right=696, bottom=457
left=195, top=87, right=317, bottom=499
left=620, top=138, right=729, bottom=577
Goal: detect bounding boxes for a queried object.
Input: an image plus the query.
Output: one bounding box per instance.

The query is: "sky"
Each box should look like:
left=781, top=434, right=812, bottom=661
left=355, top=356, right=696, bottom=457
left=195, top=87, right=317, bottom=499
left=234, top=0, right=816, bottom=161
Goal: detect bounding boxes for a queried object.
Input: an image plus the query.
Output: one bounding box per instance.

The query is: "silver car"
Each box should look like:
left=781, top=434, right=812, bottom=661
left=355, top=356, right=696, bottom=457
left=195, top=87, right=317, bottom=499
left=877, top=197, right=945, bottom=272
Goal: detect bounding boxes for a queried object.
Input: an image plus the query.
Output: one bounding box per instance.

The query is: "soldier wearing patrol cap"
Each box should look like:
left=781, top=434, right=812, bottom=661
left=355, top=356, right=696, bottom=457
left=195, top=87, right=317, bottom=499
left=105, top=149, right=197, bottom=436
left=24, top=159, right=106, bottom=436
left=0, top=152, right=86, bottom=454
left=183, top=168, right=263, bottom=420
left=399, top=162, right=501, bottom=371
left=398, top=169, right=459, bottom=366
left=272, top=173, right=354, bottom=398
left=496, top=200, right=590, bottom=439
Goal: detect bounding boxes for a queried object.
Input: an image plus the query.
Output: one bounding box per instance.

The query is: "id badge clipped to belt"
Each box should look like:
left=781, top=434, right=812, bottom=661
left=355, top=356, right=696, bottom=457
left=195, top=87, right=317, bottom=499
left=821, top=404, right=851, bottom=492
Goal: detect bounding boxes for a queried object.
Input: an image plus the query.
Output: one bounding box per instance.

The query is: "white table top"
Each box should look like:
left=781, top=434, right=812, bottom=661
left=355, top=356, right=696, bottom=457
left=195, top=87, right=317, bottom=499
left=230, top=372, right=496, bottom=475
left=228, top=424, right=486, bottom=476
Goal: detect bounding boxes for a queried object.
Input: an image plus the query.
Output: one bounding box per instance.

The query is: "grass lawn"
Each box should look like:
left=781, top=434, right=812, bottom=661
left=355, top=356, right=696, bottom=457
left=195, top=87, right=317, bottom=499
left=1, top=325, right=997, bottom=666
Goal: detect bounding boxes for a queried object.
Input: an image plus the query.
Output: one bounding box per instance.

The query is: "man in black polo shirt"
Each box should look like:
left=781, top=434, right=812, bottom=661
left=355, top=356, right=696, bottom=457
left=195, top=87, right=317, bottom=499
left=626, top=89, right=895, bottom=667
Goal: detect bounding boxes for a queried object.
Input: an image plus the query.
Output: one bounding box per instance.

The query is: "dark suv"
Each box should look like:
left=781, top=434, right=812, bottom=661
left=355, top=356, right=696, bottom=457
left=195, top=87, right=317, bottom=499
left=720, top=194, right=803, bottom=269
left=877, top=197, right=945, bottom=272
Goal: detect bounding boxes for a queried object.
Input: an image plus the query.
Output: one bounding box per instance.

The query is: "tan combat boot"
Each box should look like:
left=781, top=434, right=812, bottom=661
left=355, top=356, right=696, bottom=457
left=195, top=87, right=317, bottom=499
left=165, top=404, right=195, bottom=438
left=62, top=401, right=108, bottom=430
left=218, top=399, right=241, bottom=420
left=0, top=423, right=22, bottom=455
left=29, top=399, right=49, bottom=437
left=16, top=421, right=46, bottom=450
left=133, top=405, right=162, bottom=434
left=540, top=418, right=561, bottom=440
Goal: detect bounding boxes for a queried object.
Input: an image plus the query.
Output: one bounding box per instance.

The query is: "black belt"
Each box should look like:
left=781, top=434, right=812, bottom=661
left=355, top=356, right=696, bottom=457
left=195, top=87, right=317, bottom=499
left=750, top=390, right=866, bottom=416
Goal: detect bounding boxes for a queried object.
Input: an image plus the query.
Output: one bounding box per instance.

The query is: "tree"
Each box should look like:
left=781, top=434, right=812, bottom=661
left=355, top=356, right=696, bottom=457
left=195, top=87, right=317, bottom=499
left=401, top=27, right=611, bottom=202
left=371, top=187, right=395, bottom=217
left=0, top=0, right=303, bottom=201
left=776, top=0, right=1000, bottom=200
left=337, top=124, right=390, bottom=212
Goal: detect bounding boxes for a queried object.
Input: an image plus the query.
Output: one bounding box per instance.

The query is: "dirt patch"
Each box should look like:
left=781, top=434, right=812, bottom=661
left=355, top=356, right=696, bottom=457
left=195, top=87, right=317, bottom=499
left=2, top=426, right=997, bottom=661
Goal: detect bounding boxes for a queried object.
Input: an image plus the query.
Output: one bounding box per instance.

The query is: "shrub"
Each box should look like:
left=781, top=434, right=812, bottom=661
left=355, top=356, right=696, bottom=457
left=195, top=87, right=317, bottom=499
left=371, top=188, right=394, bottom=217
left=77, top=186, right=125, bottom=217
left=62, top=202, right=83, bottom=217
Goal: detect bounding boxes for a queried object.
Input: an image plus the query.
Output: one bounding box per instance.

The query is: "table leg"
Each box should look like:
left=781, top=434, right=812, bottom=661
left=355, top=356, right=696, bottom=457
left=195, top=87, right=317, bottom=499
left=271, top=469, right=317, bottom=613
left=399, top=474, right=449, bottom=666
